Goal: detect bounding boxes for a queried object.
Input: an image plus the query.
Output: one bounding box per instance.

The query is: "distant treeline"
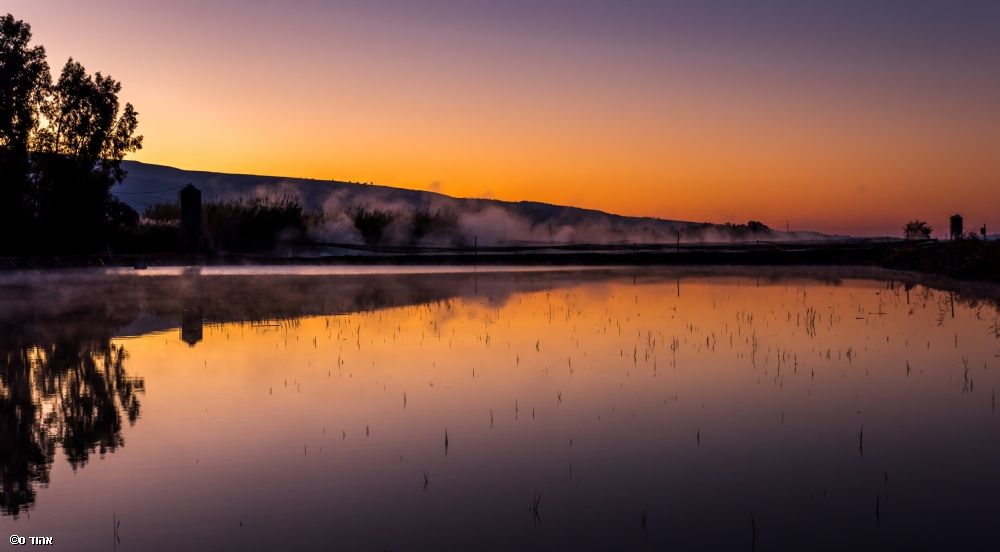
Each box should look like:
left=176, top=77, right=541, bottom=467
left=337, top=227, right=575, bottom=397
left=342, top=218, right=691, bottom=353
left=0, top=14, right=142, bottom=255
left=124, top=197, right=461, bottom=253
left=116, top=194, right=780, bottom=254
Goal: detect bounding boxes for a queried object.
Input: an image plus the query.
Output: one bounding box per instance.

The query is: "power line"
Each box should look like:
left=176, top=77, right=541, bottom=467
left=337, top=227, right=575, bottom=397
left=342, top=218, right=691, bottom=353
left=115, top=185, right=186, bottom=195
left=760, top=220, right=790, bottom=232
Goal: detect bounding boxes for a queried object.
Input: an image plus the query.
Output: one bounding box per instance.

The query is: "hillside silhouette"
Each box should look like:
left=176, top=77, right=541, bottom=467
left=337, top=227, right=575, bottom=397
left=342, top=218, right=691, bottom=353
left=115, top=161, right=831, bottom=249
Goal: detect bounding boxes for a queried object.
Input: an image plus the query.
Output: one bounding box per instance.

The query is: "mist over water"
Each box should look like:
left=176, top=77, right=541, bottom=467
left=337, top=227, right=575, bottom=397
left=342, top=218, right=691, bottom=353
left=1, top=267, right=998, bottom=550
left=117, top=162, right=831, bottom=248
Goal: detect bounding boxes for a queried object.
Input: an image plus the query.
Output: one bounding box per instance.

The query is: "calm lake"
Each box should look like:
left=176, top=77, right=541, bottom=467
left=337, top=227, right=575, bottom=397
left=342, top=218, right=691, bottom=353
left=2, top=266, right=998, bottom=550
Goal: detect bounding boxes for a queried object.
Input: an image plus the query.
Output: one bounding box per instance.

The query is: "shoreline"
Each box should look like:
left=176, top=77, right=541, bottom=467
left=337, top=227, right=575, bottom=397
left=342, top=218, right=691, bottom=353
left=1, top=242, right=998, bottom=287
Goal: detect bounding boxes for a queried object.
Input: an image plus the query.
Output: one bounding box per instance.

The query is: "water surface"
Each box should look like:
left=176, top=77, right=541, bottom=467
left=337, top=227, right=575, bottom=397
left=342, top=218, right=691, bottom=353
left=2, top=267, right=998, bottom=550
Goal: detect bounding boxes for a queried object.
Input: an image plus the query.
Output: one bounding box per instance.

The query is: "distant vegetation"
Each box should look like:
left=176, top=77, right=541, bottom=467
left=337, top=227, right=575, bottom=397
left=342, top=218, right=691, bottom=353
left=0, top=14, right=142, bottom=255
left=203, top=195, right=306, bottom=250
left=347, top=205, right=397, bottom=244
left=903, top=220, right=933, bottom=240
left=113, top=196, right=307, bottom=253
left=679, top=221, right=772, bottom=241
left=883, top=235, right=1000, bottom=283
left=142, top=202, right=180, bottom=222
left=341, top=205, right=460, bottom=245
left=410, top=207, right=460, bottom=243
left=120, top=199, right=466, bottom=253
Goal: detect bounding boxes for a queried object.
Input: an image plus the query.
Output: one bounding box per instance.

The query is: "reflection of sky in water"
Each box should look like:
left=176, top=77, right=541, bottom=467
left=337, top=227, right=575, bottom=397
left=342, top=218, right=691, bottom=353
left=106, top=265, right=603, bottom=277
left=2, top=269, right=999, bottom=550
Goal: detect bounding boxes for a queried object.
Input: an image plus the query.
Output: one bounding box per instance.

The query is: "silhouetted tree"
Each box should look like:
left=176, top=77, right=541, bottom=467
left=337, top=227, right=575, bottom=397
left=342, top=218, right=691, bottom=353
left=32, top=58, right=142, bottom=251
left=0, top=14, right=142, bottom=254
left=0, top=15, right=50, bottom=254
left=106, top=196, right=140, bottom=230
left=903, top=220, right=932, bottom=240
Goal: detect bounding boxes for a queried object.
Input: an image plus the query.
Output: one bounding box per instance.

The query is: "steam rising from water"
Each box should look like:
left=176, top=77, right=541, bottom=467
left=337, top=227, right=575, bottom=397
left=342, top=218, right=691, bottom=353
left=118, top=162, right=834, bottom=248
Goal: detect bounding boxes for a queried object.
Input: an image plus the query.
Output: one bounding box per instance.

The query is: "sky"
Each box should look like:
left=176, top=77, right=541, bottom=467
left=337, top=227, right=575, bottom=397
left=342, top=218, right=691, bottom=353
left=8, top=0, right=1000, bottom=236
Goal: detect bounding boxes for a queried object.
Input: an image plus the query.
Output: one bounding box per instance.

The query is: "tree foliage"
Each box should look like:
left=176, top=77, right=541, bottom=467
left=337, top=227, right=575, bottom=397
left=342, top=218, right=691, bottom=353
left=0, top=14, right=141, bottom=254
left=0, top=14, right=50, bottom=251
left=903, top=220, right=932, bottom=240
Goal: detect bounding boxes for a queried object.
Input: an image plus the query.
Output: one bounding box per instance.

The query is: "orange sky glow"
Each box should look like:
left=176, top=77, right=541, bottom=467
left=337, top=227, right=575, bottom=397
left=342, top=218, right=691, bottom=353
left=11, top=1, right=1000, bottom=236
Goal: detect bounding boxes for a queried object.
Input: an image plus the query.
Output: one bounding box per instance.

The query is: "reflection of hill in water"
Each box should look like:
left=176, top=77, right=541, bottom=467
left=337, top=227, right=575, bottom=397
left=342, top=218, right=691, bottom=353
left=1, top=269, right=643, bottom=346
left=2, top=266, right=999, bottom=344
left=1, top=265, right=998, bottom=517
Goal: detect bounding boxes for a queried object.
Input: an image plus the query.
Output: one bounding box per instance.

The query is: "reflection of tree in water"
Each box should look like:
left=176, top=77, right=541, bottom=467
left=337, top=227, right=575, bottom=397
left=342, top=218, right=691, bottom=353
left=0, top=350, right=51, bottom=519
left=2, top=264, right=999, bottom=518
left=0, top=340, right=143, bottom=518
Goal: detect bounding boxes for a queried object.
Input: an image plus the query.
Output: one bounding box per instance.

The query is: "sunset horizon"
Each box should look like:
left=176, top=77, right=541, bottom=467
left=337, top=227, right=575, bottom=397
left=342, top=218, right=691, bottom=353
left=7, top=0, right=998, bottom=237
left=4, top=4, right=1000, bottom=550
